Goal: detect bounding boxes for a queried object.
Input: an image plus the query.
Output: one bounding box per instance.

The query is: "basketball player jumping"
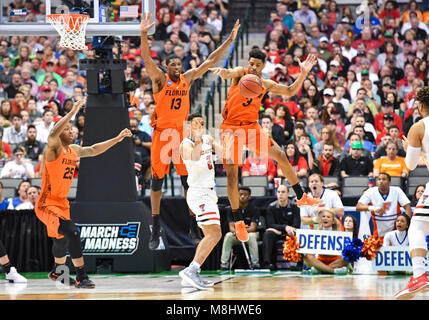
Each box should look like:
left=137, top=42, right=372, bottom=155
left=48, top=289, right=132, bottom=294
left=178, top=113, right=233, bottom=290
left=35, top=98, right=132, bottom=288
left=209, top=49, right=322, bottom=242
left=395, top=86, right=429, bottom=299
left=140, top=13, right=241, bottom=250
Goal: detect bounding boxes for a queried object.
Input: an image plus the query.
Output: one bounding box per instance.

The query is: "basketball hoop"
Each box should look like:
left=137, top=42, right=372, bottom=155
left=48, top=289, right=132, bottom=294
left=47, top=13, right=89, bottom=51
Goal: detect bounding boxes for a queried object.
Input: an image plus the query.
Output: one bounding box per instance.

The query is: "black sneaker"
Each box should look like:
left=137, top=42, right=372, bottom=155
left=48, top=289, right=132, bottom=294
left=48, top=270, right=76, bottom=286
left=75, top=277, right=95, bottom=288
left=149, top=216, right=162, bottom=250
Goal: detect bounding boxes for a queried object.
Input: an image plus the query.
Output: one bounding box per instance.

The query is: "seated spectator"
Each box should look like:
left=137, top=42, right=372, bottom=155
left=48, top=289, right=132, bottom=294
left=58, top=70, right=77, bottom=99
left=345, top=113, right=376, bottom=143
left=296, top=133, right=315, bottom=171
left=48, top=79, right=66, bottom=107
left=325, top=118, right=346, bottom=147
left=36, top=85, right=53, bottom=112
left=1, top=147, right=34, bottom=179
left=344, top=125, right=375, bottom=154
left=340, top=141, right=373, bottom=178
left=3, top=113, right=27, bottom=145
left=273, top=104, right=294, bottom=141
left=207, top=9, right=223, bottom=34
left=0, top=100, right=13, bottom=127
left=54, top=54, right=69, bottom=78
left=15, top=185, right=39, bottom=210
left=411, top=184, right=425, bottom=207
left=11, top=91, right=27, bottom=115
left=260, top=115, right=285, bottom=148
left=5, top=73, right=22, bottom=100
left=374, top=101, right=403, bottom=133
left=18, top=124, right=45, bottom=161
left=0, top=127, right=12, bottom=161
left=220, top=186, right=261, bottom=270
left=262, top=185, right=300, bottom=270
left=35, top=109, right=54, bottom=144
left=339, top=133, right=372, bottom=162
left=305, top=106, right=323, bottom=141
left=184, top=32, right=209, bottom=59
left=376, top=124, right=404, bottom=148
left=129, top=117, right=151, bottom=179
left=373, top=141, right=408, bottom=178
left=374, top=133, right=406, bottom=160
left=303, top=208, right=350, bottom=274
left=0, top=182, right=10, bottom=210
left=154, top=12, right=173, bottom=41
left=191, top=11, right=220, bottom=43
left=278, top=143, right=308, bottom=179
left=242, top=152, right=276, bottom=183
left=313, top=127, right=341, bottom=159
left=311, top=142, right=340, bottom=177
left=6, top=179, right=31, bottom=209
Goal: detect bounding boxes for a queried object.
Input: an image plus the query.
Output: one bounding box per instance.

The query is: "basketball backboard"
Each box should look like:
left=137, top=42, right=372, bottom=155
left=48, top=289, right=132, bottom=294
left=0, top=0, right=155, bottom=36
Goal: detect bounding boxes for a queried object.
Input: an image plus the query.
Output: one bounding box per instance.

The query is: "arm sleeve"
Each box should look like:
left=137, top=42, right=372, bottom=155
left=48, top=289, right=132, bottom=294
left=292, top=205, right=301, bottom=229
left=404, top=145, right=421, bottom=171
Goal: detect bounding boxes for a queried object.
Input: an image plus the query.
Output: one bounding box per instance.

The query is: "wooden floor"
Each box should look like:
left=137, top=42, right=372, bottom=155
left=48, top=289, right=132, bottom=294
left=0, top=271, right=427, bottom=300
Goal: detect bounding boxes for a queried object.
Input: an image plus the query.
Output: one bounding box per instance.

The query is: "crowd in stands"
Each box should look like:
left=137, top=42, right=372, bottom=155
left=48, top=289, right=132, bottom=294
left=0, top=0, right=428, bottom=271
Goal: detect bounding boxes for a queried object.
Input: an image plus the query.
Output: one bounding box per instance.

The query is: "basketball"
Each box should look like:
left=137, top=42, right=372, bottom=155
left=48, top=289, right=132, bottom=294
left=239, top=74, right=263, bottom=98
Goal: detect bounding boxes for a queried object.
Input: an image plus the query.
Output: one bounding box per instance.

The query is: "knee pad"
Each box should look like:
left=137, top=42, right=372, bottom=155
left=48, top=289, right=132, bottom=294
left=151, top=178, right=164, bottom=191
left=58, top=220, right=82, bottom=259
left=52, top=237, right=68, bottom=258
left=180, top=175, right=189, bottom=190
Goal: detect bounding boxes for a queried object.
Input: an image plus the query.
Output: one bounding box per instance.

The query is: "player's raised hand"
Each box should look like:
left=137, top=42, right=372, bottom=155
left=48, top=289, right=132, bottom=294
left=140, top=12, right=156, bottom=34
left=71, top=96, right=86, bottom=114
left=209, top=67, right=228, bottom=82
left=402, top=135, right=409, bottom=152
left=228, top=20, right=240, bottom=42
left=297, top=54, right=318, bottom=74
left=117, top=128, right=133, bottom=142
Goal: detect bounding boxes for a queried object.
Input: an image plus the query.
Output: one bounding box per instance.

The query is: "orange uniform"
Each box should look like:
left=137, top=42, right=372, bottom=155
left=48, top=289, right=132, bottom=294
left=35, top=145, right=78, bottom=239
left=151, top=74, right=189, bottom=179
left=220, top=69, right=272, bottom=166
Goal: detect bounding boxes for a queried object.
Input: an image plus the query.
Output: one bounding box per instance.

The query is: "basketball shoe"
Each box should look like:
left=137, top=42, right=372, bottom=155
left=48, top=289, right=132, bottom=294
left=5, top=267, right=27, bottom=283
left=149, top=215, right=162, bottom=250
left=49, top=269, right=76, bottom=286
left=179, top=265, right=210, bottom=290
left=75, top=277, right=95, bottom=289
left=395, top=273, right=429, bottom=300
left=296, top=193, right=323, bottom=207
left=234, top=221, right=249, bottom=242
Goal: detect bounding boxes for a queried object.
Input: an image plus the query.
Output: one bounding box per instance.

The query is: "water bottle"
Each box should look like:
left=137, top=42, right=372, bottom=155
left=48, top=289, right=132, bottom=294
left=368, top=176, right=375, bottom=188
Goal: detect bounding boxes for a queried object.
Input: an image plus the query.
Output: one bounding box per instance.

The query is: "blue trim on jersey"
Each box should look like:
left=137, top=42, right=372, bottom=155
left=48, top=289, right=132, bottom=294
left=379, top=188, right=390, bottom=201
left=311, top=188, right=325, bottom=199
left=395, top=232, right=408, bottom=245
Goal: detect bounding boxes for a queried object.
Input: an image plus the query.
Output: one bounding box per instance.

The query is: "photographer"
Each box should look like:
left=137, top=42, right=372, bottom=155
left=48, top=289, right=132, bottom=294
left=129, top=117, right=151, bottom=185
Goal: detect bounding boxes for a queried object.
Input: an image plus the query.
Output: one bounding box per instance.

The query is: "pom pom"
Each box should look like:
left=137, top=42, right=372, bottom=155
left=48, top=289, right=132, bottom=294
left=282, top=235, right=301, bottom=262
left=361, top=235, right=383, bottom=261
left=342, top=238, right=363, bottom=263
left=426, top=235, right=429, bottom=250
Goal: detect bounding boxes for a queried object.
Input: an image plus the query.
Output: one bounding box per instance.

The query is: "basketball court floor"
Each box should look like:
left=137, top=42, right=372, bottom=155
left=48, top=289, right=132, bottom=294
left=0, top=271, right=426, bottom=300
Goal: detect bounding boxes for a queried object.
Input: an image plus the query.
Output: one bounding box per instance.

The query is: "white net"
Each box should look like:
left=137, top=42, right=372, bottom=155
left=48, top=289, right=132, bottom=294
left=47, top=14, right=89, bottom=51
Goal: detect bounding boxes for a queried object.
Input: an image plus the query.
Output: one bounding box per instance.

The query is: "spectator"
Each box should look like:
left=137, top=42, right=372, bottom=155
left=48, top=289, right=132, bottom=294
left=0, top=100, right=12, bottom=125
left=313, top=127, right=341, bottom=159
left=374, top=101, right=403, bottom=134
left=311, top=142, right=341, bottom=177
left=260, top=115, right=286, bottom=148
left=242, top=152, right=277, bottom=183
left=220, top=186, right=261, bottom=270
left=344, top=125, right=375, bottom=154
left=340, top=141, right=373, bottom=178
left=36, top=85, right=53, bottom=112
left=318, top=36, right=332, bottom=62
left=0, top=127, right=11, bottom=160
left=6, top=179, right=31, bottom=209
left=13, top=44, right=31, bottom=68
left=262, top=185, right=300, bottom=270
left=373, top=141, right=408, bottom=178
left=35, top=109, right=54, bottom=144
left=325, top=118, right=346, bottom=148
left=207, top=9, right=222, bottom=34
left=305, top=106, right=323, bottom=141
left=345, top=113, right=376, bottom=142
left=278, top=142, right=308, bottom=179
left=3, top=113, right=26, bottom=145
left=11, top=91, right=27, bottom=115
left=15, top=185, right=39, bottom=210
left=37, top=61, right=63, bottom=85
left=191, top=11, right=220, bottom=43
left=20, top=68, right=38, bottom=97
left=374, top=133, right=406, bottom=160
left=0, top=147, right=34, bottom=179
left=300, top=173, right=344, bottom=229
left=18, top=124, right=44, bottom=161
left=0, top=182, right=10, bottom=210
left=53, top=54, right=69, bottom=78
left=58, top=71, right=77, bottom=99
left=0, top=56, right=16, bottom=87
left=30, top=57, right=45, bottom=80
left=273, top=104, right=294, bottom=140
left=411, top=184, right=426, bottom=207
left=5, top=73, right=22, bottom=100
left=48, top=79, right=66, bottom=107
left=293, top=0, right=317, bottom=26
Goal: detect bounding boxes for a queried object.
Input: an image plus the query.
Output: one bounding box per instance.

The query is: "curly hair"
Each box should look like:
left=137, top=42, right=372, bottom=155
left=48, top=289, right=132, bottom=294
left=416, top=86, right=429, bottom=110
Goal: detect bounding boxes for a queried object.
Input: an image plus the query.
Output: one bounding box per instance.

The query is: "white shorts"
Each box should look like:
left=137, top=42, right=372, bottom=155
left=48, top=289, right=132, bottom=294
left=409, top=182, right=429, bottom=250
left=186, top=187, right=220, bottom=227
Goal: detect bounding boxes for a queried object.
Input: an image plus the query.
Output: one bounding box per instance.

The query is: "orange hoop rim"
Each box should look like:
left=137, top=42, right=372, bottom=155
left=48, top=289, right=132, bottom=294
left=46, top=13, right=90, bottom=22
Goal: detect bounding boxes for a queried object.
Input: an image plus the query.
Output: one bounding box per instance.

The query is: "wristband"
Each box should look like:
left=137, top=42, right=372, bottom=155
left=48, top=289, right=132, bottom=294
left=312, top=216, right=318, bottom=223
left=368, top=206, right=376, bottom=211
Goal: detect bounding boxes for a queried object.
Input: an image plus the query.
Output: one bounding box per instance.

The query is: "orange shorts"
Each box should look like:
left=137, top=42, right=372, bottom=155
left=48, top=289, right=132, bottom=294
left=317, top=254, right=341, bottom=265
left=151, top=127, right=188, bottom=179
left=35, top=205, right=70, bottom=239
left=220, top=121, right=273, bottom=166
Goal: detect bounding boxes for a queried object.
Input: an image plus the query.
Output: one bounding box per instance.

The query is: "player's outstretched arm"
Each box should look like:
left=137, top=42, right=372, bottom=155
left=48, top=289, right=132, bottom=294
left=208, top=66, right=245, bottom=82
left=45, top=98, right=86, bottom=161
left=185, top=20, right=240, bottom=84
left=70, top=128, right=132, bottom=158
left=264, top=54, right=317, bottom=97
left=140, top=12, right=165, bottom=91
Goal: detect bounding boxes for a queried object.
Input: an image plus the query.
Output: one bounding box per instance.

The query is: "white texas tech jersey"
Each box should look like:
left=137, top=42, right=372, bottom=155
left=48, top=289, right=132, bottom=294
left=180, top=135, right=215, bottom=189
left=358, top=186, right=410, bottom=237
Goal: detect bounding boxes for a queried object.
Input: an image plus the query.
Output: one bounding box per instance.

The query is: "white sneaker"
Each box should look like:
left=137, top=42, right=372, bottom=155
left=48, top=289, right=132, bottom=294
left=333, top=266, right=348, bottom=275
left=5, top=267, right=27, bottom=283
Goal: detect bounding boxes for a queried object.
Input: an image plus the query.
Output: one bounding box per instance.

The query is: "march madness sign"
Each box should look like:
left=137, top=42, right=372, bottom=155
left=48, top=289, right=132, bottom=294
left=76, top=222, right=140, bottom=255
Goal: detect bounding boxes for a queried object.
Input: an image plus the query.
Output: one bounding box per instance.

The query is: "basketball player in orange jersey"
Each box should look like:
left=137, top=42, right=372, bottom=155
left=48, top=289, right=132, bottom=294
left=35, top=97, right=132, bottom=288
left=140, top=12, right=241, bottom=250
left=209, top=49, right=322, bottom=242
